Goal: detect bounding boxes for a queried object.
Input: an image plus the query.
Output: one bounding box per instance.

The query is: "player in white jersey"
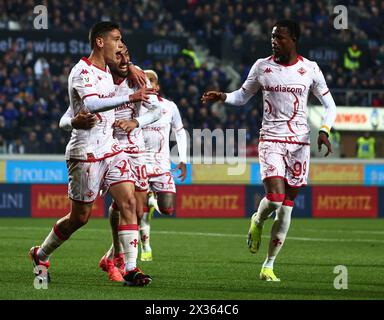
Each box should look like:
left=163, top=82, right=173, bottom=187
left=59, top=45, right=161, bottom=282
left=29, top=22, right=152, bottom=286
left=202, top=20, right=337, bottom=281
left=139, top=69, right=188, bottom=261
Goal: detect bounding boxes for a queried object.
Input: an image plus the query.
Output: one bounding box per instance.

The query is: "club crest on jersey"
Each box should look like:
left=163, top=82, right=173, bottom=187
left=80, top=69, right=89, bottom=75
left=297, top=67, right=306, bottom=75
left=264, top=67, right=273, bottom=73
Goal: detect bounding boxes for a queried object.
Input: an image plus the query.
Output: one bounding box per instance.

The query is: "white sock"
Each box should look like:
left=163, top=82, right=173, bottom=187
left=118, top=225, right=139, bottom=272
left=263, top=200, right=294, bottom=269
left=252, top=193, right=285, bottom=227
left=38, top=224, right=68, bottom=261
left=140, top=212, right=151, bottom=251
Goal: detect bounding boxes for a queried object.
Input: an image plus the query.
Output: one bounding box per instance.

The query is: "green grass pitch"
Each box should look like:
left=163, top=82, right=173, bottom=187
left=0, top=217, right=384, bottom=300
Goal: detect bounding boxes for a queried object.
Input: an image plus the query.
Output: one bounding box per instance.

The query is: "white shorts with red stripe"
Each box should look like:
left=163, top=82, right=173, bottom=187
left=148, top=172, right=176, bottom=194
left=67, top=151, right=135, bottom=203
left=124, top=152, right=149, bottom=191
left=258, top=138, right=310, bottom=187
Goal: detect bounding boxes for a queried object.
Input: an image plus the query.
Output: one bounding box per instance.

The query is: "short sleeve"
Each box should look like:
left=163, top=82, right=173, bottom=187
left=71, top=65, right=98, bottom=100
left=311, top=62, right=329, bottom=98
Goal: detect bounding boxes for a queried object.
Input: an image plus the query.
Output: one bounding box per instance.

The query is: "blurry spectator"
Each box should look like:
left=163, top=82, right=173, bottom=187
left=8, top=137, right=25, bottom=154
left=34, top=57, right=49, bottom=80
left=356, top=132, right=376, bottom=159
left=40, top=132, right=59, bottom=154
left=0, top=134, right=7, bottom=154
left=344, top=44, right=362, bottom=71
left=328, top=128, right=342, bottom=158
left=24, top=131, right=40, bottom=154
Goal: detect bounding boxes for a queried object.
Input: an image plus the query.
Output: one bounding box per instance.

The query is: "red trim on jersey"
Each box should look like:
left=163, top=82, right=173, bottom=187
left=68, top=196, right=95, bottom=204
left=284, top=178, right=306, bottom=188
left=266, top=193, right=285, bottom=202
left=82, top=93, right=99, bottom=100
left=114, top=77, right=126, bottom=85
left=157, top=95, right=163, bottom=102
left=273, top=55, right=303, bottom=67
left=69, top=150, right=123, bottom=163
left=111, top=202, right=119, bottom=210
left=287, top=92, right=299, bottom=134
left=175, top=126, right=184, bottom=132
left=109, top=180, right=135, bottom=187
left=118, top=224, right=139, bottom=231
left=81, top=57, right=107, bottom=72
left=259, top=139, right=310, bottom=146
left=127, top=131, right=134, bottom=145
left=282, top=199, right=295, bottom=207
left=147, top=172, right=168, bottom=178
left=322, top=90, right=330, bottom=96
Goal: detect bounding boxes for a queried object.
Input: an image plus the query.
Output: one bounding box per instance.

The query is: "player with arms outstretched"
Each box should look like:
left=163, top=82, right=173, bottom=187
left=29, top=22, right=152, bottom=286
left=202, top=20, right=336, bottom=281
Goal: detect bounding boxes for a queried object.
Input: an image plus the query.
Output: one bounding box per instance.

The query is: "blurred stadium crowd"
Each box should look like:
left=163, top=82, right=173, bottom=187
left=0, top=0, right=383, bottom=156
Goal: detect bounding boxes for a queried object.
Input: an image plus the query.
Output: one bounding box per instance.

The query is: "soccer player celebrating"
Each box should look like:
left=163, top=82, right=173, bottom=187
left=59, top=45, right=161, bottom=282
left=29, top=22, right=152, bottom=286
left=201, top=20, right=336, bottom=281
left=139, top=69, right=188, bottom=261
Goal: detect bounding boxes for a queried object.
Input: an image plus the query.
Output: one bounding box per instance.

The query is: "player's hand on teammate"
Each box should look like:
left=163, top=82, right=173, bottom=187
left=317, top=131, right=332, bottom=157
left=71, top=111, right=98, bottom=130
left=127, top=65, right=147, bottom=88
left=129, top=87, right=156, bottom=103
left=175, top=162, right=187, bottom=182
left=201, top=91, right=226, bottom=104
left=114, top=119, right=139, bottom=132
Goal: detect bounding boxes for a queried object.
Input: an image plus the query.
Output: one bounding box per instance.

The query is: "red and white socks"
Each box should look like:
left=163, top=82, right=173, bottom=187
left=253, top=193, right=285, bottom=227
left=118, top=225, right=139, bottom=272
left=37, top=223, right=69, bottom=262
left=263, top=199, right=294, bottom=269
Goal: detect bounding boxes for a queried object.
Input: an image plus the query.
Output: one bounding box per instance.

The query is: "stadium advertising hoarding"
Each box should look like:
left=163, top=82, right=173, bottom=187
left=309, top=106, right=384, bottom=131
left=31, top=185, right=104, bottom=217
left=175, top=185, right=245, bottom=217
left=0, top=184, right=30, bottom=217
left=364, top=164, right=384, bottom=186
left=0, top=160, right=5, bottom=182
left=6, top=160, right=68, bottom=184
left=192, top=164, right=251, bottom=184
left=0, top=31, right=187, bottom=63
left=310, top=163, right=364, bottom=185
left=312, top=186, right=378, bottom=218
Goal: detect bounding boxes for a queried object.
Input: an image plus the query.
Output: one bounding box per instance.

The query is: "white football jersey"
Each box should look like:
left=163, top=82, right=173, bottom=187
left=65, top=57, right=121, bottom=161
left=113, top=80, right=146, bottom=153
left=142, top=97, right=184, bottom=171
left=242, top=55, right=329, bottom=143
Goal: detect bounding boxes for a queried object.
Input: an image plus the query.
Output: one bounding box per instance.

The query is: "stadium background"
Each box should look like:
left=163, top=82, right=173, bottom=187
left=0, top=0, right=384, bottom=301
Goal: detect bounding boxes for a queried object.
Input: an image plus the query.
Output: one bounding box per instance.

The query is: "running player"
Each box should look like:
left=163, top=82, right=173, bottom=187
left=139, top=69, right=188, bottom=261
left=29, top=21, right=152, bottom=286
left=59, top=45, right=161, bottom=282
left=201, top=20, right=336, bottom=281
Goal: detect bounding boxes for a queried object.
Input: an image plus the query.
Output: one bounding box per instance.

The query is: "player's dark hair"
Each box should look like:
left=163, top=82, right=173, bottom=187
left=274, top=19, right=301, bottom=42
left=89, top=21, right=120, bottom=49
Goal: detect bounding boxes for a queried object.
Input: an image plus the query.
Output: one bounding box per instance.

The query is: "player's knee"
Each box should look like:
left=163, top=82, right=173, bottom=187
left=118, top=194, right=136, bottom=215
left=158, top=207, right=175, bottom=215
